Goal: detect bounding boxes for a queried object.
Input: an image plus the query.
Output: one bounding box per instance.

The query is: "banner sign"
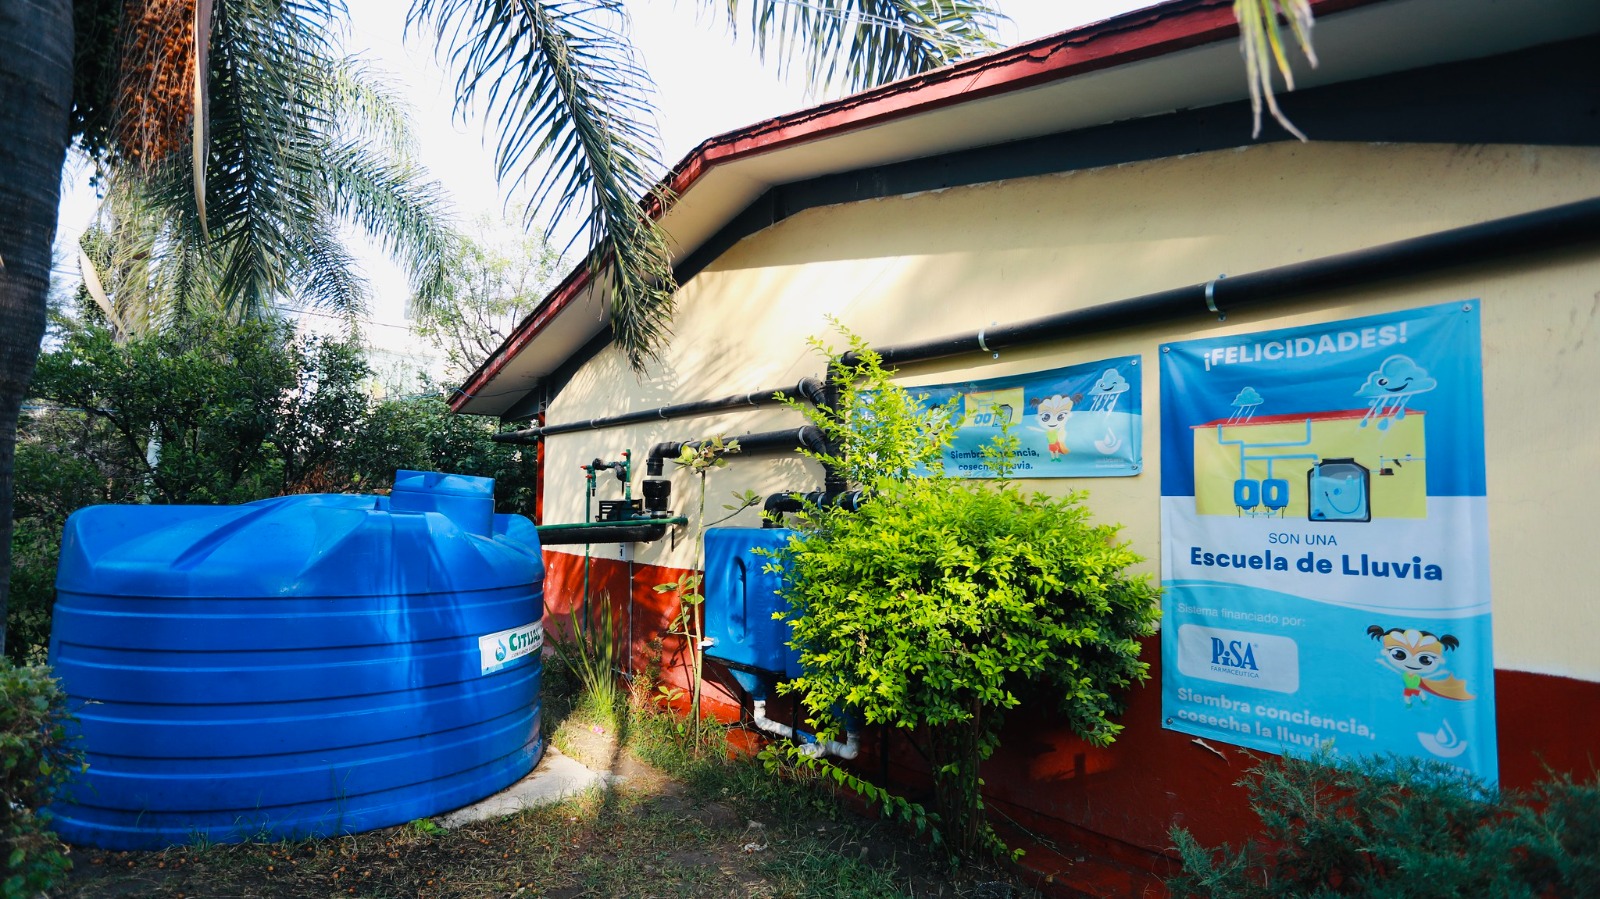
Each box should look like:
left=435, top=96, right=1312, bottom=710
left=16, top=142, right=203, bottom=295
left=1159, top=302, right=1496, bottom=780
left=913, top=356, right=1142, bottom=478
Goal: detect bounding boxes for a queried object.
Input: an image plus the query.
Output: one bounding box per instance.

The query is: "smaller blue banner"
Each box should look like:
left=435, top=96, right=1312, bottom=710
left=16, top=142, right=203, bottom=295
left=912, top=356, right=1142, bottom=478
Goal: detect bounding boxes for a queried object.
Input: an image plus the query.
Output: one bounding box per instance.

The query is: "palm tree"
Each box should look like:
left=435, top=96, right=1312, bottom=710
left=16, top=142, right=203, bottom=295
left=406, top=0, right=1007, bottom=370
left=0, top=0, right=75, bottom=659
left=0, top=0, right=1314, bottom=655
left=0, top=0, right=1007, bottom=654
left=76, top=0, right=456, bottom=330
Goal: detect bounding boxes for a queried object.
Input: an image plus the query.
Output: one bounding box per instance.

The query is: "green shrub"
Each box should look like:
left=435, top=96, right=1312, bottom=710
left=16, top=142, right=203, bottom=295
left=1169, top=751, right=1600, bottom=898
left=0, top=662, right=84, bottom=897
left=770, top=327, right=1160, bottom=859
left=4, top=523, right=58, bottom=667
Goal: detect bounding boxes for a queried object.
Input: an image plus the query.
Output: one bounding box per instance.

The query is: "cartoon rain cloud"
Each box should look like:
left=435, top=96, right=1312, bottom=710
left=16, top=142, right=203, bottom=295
left=1086, top=368, right=1131, bottom=414
left=1355, top=356, right=1438, bottom=430
left=1226, top=386, right=1264, bottom=423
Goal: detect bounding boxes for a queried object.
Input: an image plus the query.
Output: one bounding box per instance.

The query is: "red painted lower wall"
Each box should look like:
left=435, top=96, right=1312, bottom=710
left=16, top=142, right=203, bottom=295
left=542, top=552, right=1600, bottom=894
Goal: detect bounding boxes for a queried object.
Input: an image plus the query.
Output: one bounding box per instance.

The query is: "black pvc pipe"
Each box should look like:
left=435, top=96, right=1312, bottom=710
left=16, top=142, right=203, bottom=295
left=821, top=363, right=847, bottom=495
left=645, top=425, right=828, bottom=476
left=845, top=196, right=1600, bottom=369
left=491, top=377, right=826, bottom=443
left=762, top=490, right=866, bottom=525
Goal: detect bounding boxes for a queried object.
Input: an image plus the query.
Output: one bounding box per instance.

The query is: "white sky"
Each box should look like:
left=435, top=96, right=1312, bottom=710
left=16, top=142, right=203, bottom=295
left=56, top=1, right=1156, bottom=365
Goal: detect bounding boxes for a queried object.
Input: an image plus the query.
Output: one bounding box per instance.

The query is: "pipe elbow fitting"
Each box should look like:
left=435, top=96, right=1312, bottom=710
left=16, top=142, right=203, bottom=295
left=796, top=425, right=828, bottom=457
left=795, top=377, right=826, bottom=407
left=645, top=442, right=683, bottom=476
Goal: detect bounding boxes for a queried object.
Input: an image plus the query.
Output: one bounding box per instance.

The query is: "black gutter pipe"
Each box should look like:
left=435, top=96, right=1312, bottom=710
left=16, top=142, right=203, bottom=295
left=645, top=426, right=827, bottom=477
left=845, top=196, right=1600, bottom=369
left=762, top=490, right=866, bottom=526
left=535, top=518, right=686, bottom=545
left=492, top=377, right=825, bottom=444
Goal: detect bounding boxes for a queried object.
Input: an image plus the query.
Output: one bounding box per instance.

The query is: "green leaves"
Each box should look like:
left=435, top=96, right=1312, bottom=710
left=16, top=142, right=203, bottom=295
left=80, top=3, right=457, bottom=326
left=408, top=0, right=675, bottom=371
left=778, top=320, right=958, bottom=492
left=1234, top=0, right=1318, bottom=140
left=699, top=0, right=1004, bottom=95
left=28, top=315, right=371, bottom=505
left=0, top=661, right=84, bottom=894
left=1171, top=752, right=1600, bottom=898
left=766, top=326, right=1160, bottom=858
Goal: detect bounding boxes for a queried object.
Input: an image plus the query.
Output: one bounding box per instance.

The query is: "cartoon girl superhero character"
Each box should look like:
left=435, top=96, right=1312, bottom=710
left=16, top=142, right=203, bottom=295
left=1366, top=625, right=1474, bottom=706
left=1033, top=394, right=1078, bottom=460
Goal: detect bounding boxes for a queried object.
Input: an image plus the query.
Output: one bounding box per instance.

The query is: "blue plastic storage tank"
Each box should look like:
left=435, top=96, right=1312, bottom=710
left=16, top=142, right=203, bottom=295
left=703, top=528, right=801, bottom=683
left=47, top=471, right=545, bottom=850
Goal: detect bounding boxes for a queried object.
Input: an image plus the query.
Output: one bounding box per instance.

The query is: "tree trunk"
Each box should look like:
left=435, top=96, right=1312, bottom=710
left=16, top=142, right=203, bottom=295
left=0, top=0, right=74, bottom=658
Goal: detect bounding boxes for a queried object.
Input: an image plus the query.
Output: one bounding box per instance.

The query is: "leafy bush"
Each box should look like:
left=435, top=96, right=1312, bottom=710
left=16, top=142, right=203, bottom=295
left=28, top=313, right=370, bottom=505
left=340, top=394, right=538, bottom=514
left=9, top=317, right=536, bottom=659
left=1, top=662, right=84, bottom=897
left=1169, top=751, right=1600, bottom=898
left=770, top=328, right=1160, bottom=859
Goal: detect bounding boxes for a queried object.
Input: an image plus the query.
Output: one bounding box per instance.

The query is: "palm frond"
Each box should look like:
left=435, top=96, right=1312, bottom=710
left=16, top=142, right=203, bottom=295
left=409, top=0, right=676, bottom=370
left=1235, top=0, right=1317, bottom=140
left=194, top=0, right=214, bottom=236
left=202, top=0, right=340, bottom=313
left=81, top=179, right=225, bottom=337
left=284, top=216, right=369, bottom=315
left=701, top=0, right=1004, bottom=95
left=83, top=0, right=454, bottom=330
left=323, top=55, right=425, bottom=156
left=322, top=138, right=458, bottom=310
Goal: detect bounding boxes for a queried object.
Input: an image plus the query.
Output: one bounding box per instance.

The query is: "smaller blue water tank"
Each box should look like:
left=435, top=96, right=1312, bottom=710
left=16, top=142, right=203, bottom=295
left=703, top=528, right=801, bottom=681
left=48, top=471, right=545, bottom=850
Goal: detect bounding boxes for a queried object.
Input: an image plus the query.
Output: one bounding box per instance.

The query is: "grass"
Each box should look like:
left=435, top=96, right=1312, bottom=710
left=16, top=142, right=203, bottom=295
left=56, top=655, right=1034, bottom=898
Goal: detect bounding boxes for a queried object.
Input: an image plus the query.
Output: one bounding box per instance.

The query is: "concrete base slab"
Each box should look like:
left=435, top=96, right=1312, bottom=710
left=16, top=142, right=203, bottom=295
left=438, top=747, right=625, bottom=828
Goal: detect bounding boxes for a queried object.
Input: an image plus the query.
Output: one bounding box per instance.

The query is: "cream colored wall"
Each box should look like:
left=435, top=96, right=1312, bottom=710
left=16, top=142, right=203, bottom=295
left=544, top=141, right=1600, bottom=681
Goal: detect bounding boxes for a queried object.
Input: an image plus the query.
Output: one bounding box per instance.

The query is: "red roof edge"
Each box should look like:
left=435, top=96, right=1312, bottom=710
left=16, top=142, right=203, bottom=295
left=452, top=0, right=1387, bottom=414
left=1193, top=409, right=1427, bottom=429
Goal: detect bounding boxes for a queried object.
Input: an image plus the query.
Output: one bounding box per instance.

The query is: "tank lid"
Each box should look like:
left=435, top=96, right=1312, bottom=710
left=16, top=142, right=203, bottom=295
left=392, top=470, right=494, bottom=499
left=56, top=493, right=542, bottom=598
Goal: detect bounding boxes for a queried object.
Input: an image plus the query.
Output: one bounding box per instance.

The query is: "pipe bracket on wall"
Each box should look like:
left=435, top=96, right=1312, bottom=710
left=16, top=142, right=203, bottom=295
left=1205, top=277, right=1224, bottom=320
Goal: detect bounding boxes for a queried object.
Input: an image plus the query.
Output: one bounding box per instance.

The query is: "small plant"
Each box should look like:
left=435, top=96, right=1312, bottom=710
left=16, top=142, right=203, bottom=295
left=768, top=324, right=1160, bottom=861
left=655, top=436, right=760, bottom=731
left=407, top=818, right=444, bottom=836
left=548, top=591, right=625, bottom=718
left=1, top=661, right=86, bottom=897
left=759, top=742, right=944, bottom=850
left=1169, top=751, right=1600, bottom=898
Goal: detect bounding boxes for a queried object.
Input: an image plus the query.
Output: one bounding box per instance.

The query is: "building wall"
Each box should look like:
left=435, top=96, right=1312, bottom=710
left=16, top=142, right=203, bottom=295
left=537, top=141, right=1600, bottom=870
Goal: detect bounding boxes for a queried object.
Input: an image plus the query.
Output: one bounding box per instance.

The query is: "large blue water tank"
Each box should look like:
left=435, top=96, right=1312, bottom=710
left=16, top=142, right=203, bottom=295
left=703, top=528, right=801, bottom=681
left=47, top=471, right=545, bottom=850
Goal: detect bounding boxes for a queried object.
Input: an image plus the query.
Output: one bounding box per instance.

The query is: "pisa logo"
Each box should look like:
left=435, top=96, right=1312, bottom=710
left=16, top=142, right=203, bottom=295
left=1211, top=638, right=1259, bottom=672
left=1177, top=624, right=1300, bottom=694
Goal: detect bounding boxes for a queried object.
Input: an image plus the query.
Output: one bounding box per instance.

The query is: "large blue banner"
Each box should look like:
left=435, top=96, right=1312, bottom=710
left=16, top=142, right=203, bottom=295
left=913, top=356, right=1142, bottom=478
left=1159, top=302, right=1496, bottom=780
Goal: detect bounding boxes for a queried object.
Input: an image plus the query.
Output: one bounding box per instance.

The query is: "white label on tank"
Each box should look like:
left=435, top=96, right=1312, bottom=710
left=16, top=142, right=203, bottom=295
left=479, top=621, right=543, bottom=675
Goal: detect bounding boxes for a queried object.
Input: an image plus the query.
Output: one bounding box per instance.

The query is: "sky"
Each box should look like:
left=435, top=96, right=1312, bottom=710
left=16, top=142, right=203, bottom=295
left=56, top=0, right=1156, bottom=378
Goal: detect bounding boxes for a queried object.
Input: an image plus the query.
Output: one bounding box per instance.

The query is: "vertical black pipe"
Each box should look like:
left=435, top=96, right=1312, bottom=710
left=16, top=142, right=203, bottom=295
left=822, top=360, right=848, bottom=495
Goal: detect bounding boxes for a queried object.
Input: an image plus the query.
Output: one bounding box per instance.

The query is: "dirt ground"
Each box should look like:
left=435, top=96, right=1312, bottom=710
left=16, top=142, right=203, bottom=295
left=56, top=717, right=1033, bottom=899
